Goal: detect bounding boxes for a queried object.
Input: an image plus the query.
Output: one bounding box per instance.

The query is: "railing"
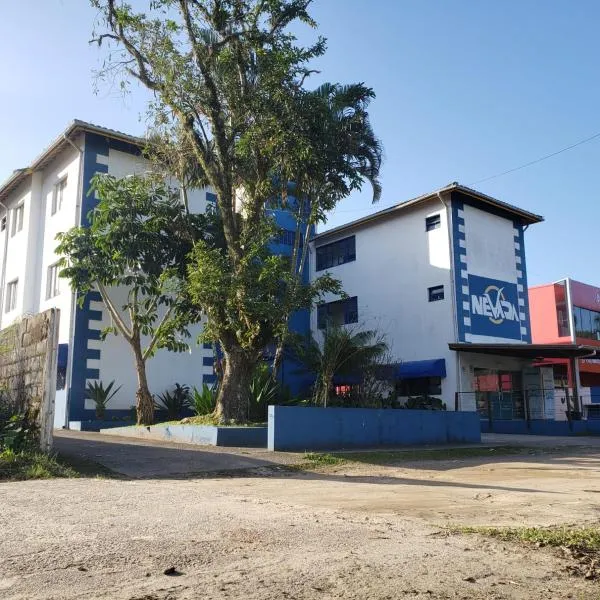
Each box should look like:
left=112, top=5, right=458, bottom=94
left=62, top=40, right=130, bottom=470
left=455, top=386, right=593, bottom=426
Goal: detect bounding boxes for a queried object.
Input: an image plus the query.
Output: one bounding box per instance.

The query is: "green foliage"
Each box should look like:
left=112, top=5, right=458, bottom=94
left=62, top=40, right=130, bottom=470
left=154, top=383, right=191, bottom=420
left=90, top=0, right=381, bottom=423
left=85, top=380, right=121, bottom=419
left=294, top=326, right=389, bottom=407
left=404, top=395, right=447, bottom=411
left=191, top=384, right=216, bottom=416
left=451, top=524, right=600, bottom=553
left=0, top=414, right=37, bottom=452
left=248, top=362, right=278, bottom=421
left=0, top=448, right=79, bottom=481
left=56, top=173, right=207, bottom=425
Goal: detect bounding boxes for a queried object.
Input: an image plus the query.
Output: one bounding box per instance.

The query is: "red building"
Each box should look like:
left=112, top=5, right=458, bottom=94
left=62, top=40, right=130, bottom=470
left=529, top=279, right=600, bottom=414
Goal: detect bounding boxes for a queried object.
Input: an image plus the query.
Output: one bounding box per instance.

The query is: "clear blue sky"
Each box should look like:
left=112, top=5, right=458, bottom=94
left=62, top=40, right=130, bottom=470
left=1, top=1, right=599, bottom=286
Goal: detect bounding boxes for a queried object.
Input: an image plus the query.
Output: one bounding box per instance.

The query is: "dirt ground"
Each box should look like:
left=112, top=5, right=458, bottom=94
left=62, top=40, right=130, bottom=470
left=1, top=437, right=600, bottom=599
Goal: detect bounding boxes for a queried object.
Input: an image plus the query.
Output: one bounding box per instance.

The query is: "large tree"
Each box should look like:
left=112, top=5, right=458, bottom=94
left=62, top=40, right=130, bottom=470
left=90, top=0, right=380, bottom=422
left=56, top=174, right=204, bottom=425
left=269, top=82, right=383, bottom=380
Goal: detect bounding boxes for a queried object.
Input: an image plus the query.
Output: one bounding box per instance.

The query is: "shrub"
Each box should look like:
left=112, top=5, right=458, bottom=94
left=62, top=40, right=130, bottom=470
left=85, top=380, right=121, bottom=419
left=248, top=363, right=278, bottom=421
left=191, top=384, right=216, bottom=416
left=154, top=383, right=191, bottom=420
left=404, top=395, right=446, bottom=410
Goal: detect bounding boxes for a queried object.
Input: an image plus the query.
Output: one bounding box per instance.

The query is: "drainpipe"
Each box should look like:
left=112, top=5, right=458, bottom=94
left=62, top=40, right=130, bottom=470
left=62, top=133, right=84, bottom=429
left=0, top=199, right=8, bottom=329
left=438, top=192, right=462, bottom=410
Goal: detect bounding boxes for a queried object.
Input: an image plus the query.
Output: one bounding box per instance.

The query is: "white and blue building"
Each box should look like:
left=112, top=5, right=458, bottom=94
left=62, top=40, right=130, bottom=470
left=0, top=121, right=309, bottom=428
left=309, top=182, right=587, bottom=420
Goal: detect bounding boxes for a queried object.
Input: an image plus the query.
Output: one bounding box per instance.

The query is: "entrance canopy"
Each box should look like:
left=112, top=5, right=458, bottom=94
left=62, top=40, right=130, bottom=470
left=448, top=343, right=600, bottom=360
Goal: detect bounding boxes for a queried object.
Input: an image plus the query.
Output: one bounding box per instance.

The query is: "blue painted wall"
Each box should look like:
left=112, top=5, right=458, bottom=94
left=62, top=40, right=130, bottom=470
left=268, top=406, right=481, bottom=451
left=481, top=419, right=600, bottom=436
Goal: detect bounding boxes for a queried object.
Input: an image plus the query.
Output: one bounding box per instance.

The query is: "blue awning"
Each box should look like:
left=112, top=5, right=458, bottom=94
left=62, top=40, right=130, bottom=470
left=396, top=359, right=446, bottom=379
left=57, top=344, right=69, bottom=369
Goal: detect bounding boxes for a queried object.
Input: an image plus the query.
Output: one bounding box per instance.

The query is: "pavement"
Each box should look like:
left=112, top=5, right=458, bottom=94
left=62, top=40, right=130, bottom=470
left=53, top=430, right=302, bottom=478
left=53, top=428, right=600, bottom=479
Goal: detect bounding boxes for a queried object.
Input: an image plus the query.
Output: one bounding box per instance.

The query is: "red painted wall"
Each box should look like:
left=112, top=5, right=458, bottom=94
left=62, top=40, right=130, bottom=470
left=528, top=283, right=570, bottom=344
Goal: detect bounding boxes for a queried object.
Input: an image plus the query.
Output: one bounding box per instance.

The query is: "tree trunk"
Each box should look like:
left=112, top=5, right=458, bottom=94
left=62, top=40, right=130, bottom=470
left=215, top=347, right=255, bottom=423
left=133, top=344, right=154, bottom=425
left=271, top=342, right=285, bottom=382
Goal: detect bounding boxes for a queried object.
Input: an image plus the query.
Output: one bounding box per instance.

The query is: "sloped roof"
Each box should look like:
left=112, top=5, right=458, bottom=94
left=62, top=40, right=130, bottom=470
left=315, top=182, right=544, bottom=242
left=0, top=120, right=145, bottom=203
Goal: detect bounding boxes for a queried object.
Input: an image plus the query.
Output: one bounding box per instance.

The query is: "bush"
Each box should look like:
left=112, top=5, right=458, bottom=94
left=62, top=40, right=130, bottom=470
left=404, top=395, right=446, bottom=410
left=154, top=383, right=191, bottom=420
left=248, top=363, right=278, bottom=421
left=191, top=384, right=216, bottom=416
left=85, top=380, right=121, bottom=419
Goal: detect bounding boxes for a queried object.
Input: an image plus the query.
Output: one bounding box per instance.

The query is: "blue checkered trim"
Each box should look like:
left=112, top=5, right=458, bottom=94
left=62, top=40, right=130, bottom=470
left=451, top=199, right=469, bottom=342
left=513, top=222, right=531, bottom=342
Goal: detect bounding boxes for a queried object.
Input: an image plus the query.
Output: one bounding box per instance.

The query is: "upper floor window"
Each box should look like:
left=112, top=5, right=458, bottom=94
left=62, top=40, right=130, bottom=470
left=52, top=177, right=67, bottom=215
left=428, top=285, right=444, bottom=302
left=46, top=263, right=61, bottom=299
left=425, top=214, right=441, bottom=231
left=5, top=279, right=18, bottom=313
left=274, top=229, right=302, bottom=247
left=317, top=296, right=358, bottom=329
left=573, top=305, right=600, bottom=340
left=10, top=204, right=23, bottom=237
left=316, top=236, right=356, bottom=271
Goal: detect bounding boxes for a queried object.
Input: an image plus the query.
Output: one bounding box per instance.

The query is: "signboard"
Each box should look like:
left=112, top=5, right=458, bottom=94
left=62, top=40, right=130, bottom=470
left=570, top=280, right=600, bottom=312
left=468, top=274, right=522, bottom=340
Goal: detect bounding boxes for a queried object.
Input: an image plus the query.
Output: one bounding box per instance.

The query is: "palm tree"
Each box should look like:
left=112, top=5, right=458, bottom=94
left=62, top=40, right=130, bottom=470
left=295, top=326, right=389, bottom=407
left=271, top=83, right=384, bottom=380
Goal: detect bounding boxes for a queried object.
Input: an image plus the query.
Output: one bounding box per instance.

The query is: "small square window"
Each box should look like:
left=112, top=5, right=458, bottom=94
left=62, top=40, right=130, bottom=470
left=51, top=177, right=67, bottom=215
left=428, top=285, right=444, bottom=302
left=425, top=214, right=441, bottom=231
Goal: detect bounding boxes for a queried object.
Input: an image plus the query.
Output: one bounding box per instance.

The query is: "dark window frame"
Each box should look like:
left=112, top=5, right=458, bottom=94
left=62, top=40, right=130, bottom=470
left=315, top=236, right=356, bottom=271
left=425, top=214, right=441, bottom=232
left=317, top=296, right=358, bottom=329
left=396, top=376, right=442, bottom=397
left=428, top=285, right=444, bottom=302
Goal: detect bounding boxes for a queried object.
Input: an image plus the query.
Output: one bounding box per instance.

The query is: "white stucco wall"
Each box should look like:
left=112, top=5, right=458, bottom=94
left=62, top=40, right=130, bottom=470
left=311, top=198, right=459, bottom=407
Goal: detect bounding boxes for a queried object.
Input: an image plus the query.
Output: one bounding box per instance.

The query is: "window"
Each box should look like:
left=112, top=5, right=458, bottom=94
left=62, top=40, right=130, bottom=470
left=428, top=285, right=444, bottom=302
left=51, top=177, right=67, bottom=215
left=397, top=377, right=442, bottom=397
left=5, top=279, right=18, bottom=313
left=0, top=216, right=5, bottom=232
left=573, top=305, right=600, bottom=340
left=317, top=296, right=358, bottom=329
left=425, top=214, right=441, bottom=231
left=206, top=192, right=217, bottom=203
left=315, top=236, right=356, bottom=271
left=274, top=229, right=302, bottom=247
left=46, top=263, right=61, bottom=299
left=11, top=204, right=23, bottom=236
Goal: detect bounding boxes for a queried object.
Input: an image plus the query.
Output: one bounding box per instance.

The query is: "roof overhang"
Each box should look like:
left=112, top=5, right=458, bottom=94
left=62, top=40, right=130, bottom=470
left=449, top=342, right=600, bottom=360
left=314, top=182, right=543, bottom=243
left=0, top=120, right=145, bottom=204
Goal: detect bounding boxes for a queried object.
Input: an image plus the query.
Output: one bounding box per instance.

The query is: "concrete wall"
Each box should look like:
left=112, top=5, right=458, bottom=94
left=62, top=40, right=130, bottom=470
left=0, top=309, right=59, bottom=450
left=268, top=405, right=481, bottom=451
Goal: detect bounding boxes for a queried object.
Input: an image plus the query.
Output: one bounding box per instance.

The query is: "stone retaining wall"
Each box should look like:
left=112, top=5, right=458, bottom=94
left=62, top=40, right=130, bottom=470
left=0, top=309, right=60, bottom=451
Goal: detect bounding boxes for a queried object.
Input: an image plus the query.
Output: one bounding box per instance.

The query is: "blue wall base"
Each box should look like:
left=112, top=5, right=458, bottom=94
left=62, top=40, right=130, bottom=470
left=68, top=420, right=135, bottom=432
left=268, top=406, right=481, bottom=451
left=481, top=419, right=600, bottom=436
